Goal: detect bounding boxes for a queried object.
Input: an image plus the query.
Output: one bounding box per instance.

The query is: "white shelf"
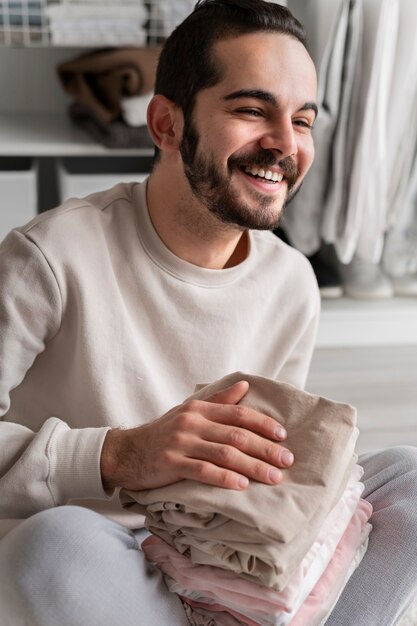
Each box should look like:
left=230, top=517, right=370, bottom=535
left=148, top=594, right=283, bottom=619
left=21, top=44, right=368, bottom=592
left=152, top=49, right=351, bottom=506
left=317, top=297, right=417, bottom=348
left=0, top=112, right=154, bottom=157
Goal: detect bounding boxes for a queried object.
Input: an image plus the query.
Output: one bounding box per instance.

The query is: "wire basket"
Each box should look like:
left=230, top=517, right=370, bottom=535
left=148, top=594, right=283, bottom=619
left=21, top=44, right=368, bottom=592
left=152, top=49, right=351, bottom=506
left=0, top=0, right=196, bottom=47
left=0, top=0, right=49, bottom=45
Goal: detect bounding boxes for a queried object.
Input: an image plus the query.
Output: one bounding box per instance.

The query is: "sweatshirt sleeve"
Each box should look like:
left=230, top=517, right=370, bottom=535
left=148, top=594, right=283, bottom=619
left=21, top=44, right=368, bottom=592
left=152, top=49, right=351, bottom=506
left=0, top=229, right=111, bottom=519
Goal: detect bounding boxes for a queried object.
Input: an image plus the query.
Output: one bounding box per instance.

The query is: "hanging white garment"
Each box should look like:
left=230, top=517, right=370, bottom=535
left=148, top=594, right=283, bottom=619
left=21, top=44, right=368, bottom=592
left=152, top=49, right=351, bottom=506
left=321, top=0, right=363, bottom=249
left=382, top=131, right=417, bottom=278
left=380, top=0, right=417, bottom=278
left=283, top=0, right=348, bottom=255
left=335, top=0, right=399, bottom=264
left=383, top=0, right=417, bottom=230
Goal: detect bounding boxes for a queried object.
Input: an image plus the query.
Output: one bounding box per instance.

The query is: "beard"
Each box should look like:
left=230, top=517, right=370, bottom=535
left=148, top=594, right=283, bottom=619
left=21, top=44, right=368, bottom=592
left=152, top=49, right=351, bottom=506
left=179, top=116, right=301, bottom=231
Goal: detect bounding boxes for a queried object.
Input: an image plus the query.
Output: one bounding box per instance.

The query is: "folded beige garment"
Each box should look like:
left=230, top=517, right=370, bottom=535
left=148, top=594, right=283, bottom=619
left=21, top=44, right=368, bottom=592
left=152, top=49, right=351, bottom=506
left=57, top=47, right=160, bottom=123
left=121, top=372, right=358, bottom=591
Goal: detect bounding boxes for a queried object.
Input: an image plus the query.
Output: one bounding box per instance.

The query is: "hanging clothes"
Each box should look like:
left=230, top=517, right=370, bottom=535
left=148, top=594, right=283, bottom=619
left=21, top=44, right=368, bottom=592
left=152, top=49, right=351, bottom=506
left=285, top=0, right=417, bottom=282
left=383, top=133, right=417, bottom=278
left=340, top=0, right=399, bottom=264
left=283, top=0, right=349, bottom=256
left=381, top=0, right=417, bottom=278
left=320, top=0, right=363, bottom=252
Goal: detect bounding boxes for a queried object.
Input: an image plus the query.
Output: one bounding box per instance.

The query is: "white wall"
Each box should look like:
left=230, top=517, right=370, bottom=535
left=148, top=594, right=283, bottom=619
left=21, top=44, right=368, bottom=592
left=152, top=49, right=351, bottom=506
left=0, top=47, right=87, bottom=113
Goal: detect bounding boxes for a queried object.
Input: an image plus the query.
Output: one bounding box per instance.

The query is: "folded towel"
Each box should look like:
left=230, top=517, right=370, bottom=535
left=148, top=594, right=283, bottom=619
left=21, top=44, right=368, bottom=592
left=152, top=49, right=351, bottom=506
left=46, top=3, right=147, bottom=19
left=50, top=23, right=147, bottom=47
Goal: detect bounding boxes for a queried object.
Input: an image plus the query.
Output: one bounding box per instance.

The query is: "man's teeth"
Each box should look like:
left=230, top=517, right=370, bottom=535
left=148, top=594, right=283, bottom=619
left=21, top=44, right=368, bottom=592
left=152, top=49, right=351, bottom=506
left=245, top=167, right=284, bottom=182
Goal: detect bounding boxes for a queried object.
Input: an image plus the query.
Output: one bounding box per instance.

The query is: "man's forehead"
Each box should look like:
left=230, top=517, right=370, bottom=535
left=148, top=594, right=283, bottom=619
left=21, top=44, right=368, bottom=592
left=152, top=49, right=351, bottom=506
left=211, top=32, right=317, bottom=98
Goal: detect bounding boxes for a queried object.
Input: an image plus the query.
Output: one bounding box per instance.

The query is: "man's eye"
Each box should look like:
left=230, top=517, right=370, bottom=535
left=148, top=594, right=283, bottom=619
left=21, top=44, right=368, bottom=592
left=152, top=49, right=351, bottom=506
left=294, top=119, right=314, bottom=129
left=237, top=108, right=263, bottom=117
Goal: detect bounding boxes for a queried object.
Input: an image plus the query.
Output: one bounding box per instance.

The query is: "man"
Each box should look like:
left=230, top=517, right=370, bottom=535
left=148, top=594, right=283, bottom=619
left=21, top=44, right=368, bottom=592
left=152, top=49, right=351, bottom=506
left=0, top=1, right=416, bottom=625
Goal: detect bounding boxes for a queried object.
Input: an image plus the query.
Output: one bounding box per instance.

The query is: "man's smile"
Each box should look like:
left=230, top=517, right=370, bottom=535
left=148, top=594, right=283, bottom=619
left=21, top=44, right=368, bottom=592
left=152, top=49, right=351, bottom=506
left=243, top=165, right=284, bottom=183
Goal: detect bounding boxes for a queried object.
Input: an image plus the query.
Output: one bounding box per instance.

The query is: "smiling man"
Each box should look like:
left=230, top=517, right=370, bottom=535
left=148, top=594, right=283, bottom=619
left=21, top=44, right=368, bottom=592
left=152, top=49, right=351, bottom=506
left=146, top=26, right=317, bottom=269
left=1, top=1, right=417, bottom=625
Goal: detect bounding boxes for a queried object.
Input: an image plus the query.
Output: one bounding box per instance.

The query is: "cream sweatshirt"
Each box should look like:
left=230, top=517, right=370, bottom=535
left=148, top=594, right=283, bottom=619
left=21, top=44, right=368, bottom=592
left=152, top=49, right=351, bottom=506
left=0, top=180, right=320, bottom=537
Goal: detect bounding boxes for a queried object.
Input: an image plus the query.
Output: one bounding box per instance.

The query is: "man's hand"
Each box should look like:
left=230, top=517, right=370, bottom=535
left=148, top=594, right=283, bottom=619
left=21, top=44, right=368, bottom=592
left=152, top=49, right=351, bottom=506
left=100, top=380, right=294, bottom=492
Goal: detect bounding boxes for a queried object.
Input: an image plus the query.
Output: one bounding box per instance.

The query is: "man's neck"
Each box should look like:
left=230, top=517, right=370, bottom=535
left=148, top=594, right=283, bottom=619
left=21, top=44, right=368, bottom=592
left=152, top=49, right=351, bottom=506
left=145, top=165, right=249, bottom=270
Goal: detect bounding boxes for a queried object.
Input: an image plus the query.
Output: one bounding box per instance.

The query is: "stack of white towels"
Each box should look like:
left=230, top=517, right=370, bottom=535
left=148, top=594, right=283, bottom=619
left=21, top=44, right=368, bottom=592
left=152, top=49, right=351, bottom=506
left=121, top=372, right=372, bottom=626
left=46, top=0, right=147, bottom=46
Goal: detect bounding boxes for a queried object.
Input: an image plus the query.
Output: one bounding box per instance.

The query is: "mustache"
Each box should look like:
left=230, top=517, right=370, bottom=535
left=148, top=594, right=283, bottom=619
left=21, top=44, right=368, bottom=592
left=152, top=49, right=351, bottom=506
left=228, top=150, right=299, bottom=188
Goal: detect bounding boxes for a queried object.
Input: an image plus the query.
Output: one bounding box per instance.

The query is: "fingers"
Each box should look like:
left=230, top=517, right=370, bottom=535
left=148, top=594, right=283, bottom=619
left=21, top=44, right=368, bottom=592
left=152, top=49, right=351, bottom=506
left=173, top=396, right=293, bottom=490
left=196, top=420, right=294, bottom=469
left=206, top=380, right=249, bottom=406
left=183, top=398, right=287, bottom=442
left=181, top=458, right=251, bottom=490
left=185, top=428, right=292, bottom=483
left=179, top=447, right=285, bottom=490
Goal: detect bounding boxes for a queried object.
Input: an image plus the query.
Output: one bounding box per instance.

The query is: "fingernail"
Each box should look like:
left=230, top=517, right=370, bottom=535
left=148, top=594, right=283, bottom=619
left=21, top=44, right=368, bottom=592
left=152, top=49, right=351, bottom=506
left=238, top=476, right=249, bottom=488
left=281, top=450, right=294, bottom=467
left=269, top=468, right=282, bottom=483
left=275, top=426, right=287, bottom=439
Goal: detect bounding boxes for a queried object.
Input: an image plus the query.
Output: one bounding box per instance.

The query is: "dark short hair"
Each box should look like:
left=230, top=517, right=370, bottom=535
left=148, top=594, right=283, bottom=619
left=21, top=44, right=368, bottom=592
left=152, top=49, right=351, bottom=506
left=153, top=0, right=307, bottom=159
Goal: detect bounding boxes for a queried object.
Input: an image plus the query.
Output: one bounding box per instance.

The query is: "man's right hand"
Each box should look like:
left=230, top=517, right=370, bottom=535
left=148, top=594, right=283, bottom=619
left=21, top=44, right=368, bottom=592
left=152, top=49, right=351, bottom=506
left=100, top=380, right=294, bottom=492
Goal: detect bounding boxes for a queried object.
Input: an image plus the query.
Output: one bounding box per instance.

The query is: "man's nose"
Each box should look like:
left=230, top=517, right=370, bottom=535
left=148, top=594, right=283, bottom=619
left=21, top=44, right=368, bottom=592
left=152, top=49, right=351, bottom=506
left=258, top=120, right=297, bottom=160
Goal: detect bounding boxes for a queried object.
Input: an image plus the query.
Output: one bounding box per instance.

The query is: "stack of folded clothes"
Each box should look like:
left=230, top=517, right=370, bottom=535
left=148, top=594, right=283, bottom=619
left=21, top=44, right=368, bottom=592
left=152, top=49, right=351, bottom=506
left=121, top=372, right=372, bottom=626
left=57, top=47, right=159, bottom=149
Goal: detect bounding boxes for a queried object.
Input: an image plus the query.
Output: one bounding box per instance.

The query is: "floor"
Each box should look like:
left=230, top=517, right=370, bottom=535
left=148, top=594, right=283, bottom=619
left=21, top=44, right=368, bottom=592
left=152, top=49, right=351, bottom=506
left=306, top=345, right=417, bottom=454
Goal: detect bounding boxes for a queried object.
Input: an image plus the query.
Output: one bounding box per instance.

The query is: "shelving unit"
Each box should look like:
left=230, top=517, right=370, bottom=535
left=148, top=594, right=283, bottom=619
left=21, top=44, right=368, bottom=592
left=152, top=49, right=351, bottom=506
left=0, top=112, right=153, bottom=157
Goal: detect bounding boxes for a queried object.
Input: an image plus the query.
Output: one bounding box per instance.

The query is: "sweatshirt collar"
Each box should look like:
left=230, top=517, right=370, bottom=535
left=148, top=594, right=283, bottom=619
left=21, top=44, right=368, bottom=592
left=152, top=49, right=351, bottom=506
left=132, top=179, right=254, bottom=288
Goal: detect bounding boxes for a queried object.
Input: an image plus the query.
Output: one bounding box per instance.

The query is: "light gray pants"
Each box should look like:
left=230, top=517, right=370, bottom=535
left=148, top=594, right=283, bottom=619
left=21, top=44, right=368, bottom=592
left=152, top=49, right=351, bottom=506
left=1, top=446, right=417, bottom=626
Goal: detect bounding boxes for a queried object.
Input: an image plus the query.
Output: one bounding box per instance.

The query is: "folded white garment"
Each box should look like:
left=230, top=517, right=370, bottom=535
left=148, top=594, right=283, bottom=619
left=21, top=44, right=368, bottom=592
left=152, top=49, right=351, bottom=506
left=292, top=523, right=372, bottom=626
left=121, top=92, right=154, bottom=128
left=50, top=24, right=146, bottom=46
left=46, top=3, right=147, bottom=19
left=66, top=0, right=140, bottom=3
left=150, top=0, right=195, bottom=37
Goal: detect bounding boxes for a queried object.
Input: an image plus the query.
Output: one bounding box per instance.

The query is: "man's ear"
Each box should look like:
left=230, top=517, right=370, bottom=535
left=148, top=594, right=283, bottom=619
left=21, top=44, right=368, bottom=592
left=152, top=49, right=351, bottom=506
left=147, top=95, right=183, bottom=152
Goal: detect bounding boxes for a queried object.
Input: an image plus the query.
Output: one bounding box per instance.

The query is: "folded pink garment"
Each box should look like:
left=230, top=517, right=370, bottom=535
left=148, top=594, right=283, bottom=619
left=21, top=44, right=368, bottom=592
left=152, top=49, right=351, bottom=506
left=178, top=499, right=373, bottom=626
left=142, top=468, right=364, bottom=619
left=289, top=500, right=373, bottom=626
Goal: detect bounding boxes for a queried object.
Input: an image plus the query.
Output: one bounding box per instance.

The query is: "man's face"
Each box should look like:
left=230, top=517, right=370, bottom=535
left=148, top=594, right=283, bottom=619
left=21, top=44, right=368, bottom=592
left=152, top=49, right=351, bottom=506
left=179, top=32, right=317, bottom=231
